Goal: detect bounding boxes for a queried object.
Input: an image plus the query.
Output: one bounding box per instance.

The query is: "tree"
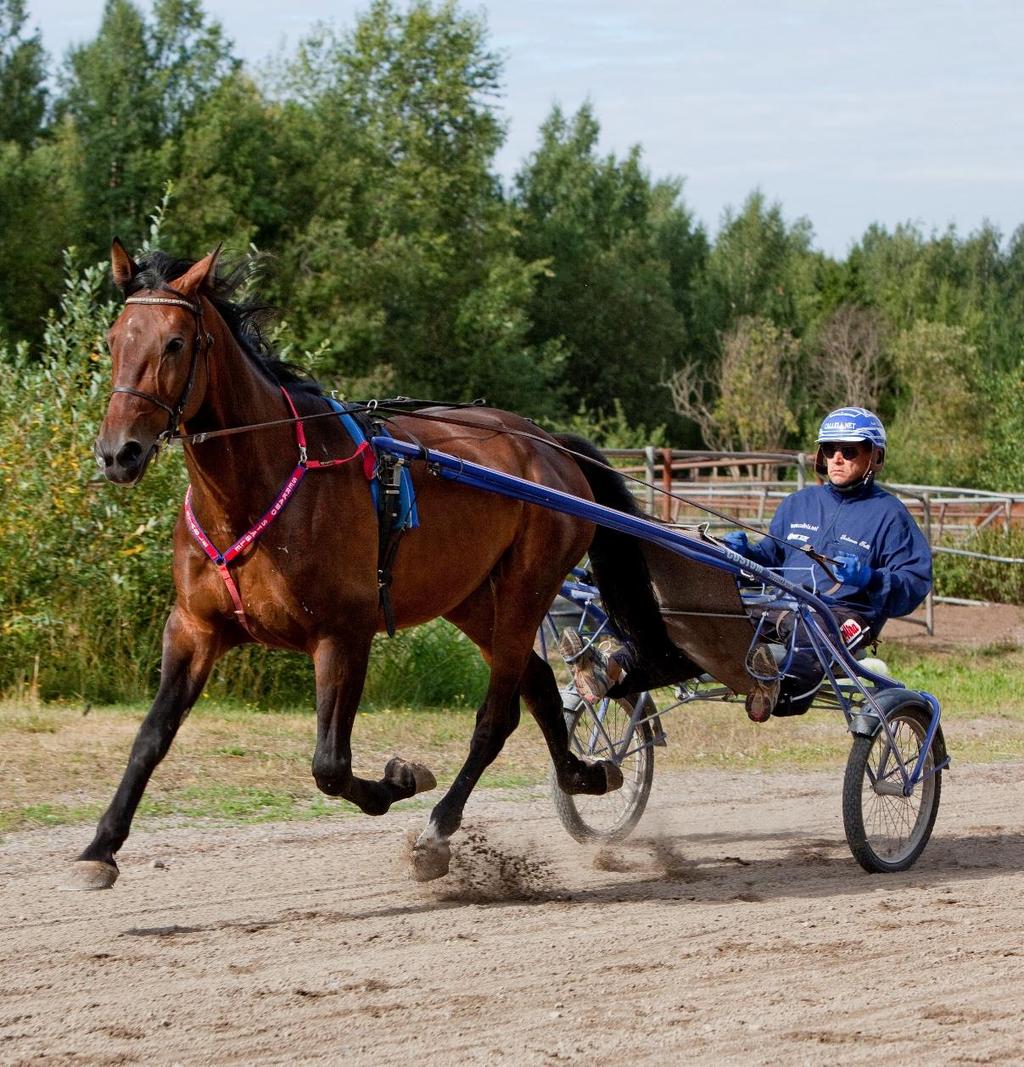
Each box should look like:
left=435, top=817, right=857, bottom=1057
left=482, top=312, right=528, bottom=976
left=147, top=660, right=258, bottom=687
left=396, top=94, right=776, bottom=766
left=885, top=320, right=984, bottom=486
left=0, top=137, right=82, bottom=339
left=691, top=191, right=820, bottom=347
left=164, top=73, right=316, bottom=254
left=0, top=0, right=46, bottom=147
left=667, top=315, right=800, bottom=452
left=811, top=304, right=889, bottom=413
left=275, top=1, right=562, bottom=414
left=677, top=192, right=823, bottom=445
left=513, top=103, right=696, bottom=429
left=56, top=0, right=236, bottom=253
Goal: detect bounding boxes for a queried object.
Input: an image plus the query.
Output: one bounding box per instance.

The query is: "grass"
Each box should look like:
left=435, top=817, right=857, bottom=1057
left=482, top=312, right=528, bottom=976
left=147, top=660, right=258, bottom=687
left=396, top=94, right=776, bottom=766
left=0, top=699, right=548, bottom=836
left=4, top=639, right=1024, bottom=835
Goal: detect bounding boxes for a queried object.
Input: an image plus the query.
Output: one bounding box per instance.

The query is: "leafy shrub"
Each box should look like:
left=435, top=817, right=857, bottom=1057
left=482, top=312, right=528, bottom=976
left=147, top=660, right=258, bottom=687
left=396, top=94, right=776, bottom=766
left=0, top=253, right=185, bottom=701
left=362, top=620, right=489, bottom=708
left=933, top=530, right=1024, bottom=604
left=0, top=248, right=489, bottom=708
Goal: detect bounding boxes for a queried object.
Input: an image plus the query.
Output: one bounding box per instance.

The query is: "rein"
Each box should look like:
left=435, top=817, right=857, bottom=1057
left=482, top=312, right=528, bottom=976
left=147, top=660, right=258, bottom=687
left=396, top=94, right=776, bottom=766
left=109, top=294, right=830, bottom=580
left=368, top=407, right=840, bottom=574
left=165, top=391, right=834, bottom=575
left=167, top=397, right=490, bottom=447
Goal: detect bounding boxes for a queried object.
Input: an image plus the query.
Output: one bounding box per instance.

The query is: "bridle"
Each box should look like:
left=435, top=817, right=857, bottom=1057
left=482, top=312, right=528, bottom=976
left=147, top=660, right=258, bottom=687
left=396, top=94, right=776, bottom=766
left=110, top=290, right=213, bottom=444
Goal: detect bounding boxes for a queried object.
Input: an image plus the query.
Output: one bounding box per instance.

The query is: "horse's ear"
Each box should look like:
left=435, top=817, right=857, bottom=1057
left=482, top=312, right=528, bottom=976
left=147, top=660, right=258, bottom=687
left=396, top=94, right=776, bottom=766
left=111, top=237, right=139, bottom=293
left=173, top=245, right=222, bottom=298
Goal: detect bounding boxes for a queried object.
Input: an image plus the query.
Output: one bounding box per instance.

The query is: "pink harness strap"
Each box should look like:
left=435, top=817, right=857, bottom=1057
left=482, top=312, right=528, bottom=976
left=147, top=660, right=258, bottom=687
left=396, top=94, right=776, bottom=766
left=183, top=388, right=373, bottom=635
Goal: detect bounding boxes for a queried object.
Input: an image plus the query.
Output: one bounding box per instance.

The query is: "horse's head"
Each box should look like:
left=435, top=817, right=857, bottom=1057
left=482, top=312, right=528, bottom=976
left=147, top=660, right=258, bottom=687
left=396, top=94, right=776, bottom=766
left=95, top=239, right=220, bottom=485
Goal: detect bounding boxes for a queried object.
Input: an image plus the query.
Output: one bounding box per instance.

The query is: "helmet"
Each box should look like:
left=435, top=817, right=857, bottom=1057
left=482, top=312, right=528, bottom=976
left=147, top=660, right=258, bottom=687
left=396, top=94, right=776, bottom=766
left=814, top=407, right=886, bottom=487
left=816, top=407, right=887, bottom=452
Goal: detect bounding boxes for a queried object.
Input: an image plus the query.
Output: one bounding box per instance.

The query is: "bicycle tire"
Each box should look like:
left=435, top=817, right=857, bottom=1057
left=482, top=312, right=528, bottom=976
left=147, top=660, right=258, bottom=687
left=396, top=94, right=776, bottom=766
left=843, top=703, right=942, bottom=873
left=551, top=691, right=656, bottom=844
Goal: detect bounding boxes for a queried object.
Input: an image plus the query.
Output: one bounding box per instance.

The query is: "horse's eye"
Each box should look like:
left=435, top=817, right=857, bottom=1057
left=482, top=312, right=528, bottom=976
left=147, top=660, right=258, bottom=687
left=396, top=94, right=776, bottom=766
left=165, top=338, right=185, bottom=355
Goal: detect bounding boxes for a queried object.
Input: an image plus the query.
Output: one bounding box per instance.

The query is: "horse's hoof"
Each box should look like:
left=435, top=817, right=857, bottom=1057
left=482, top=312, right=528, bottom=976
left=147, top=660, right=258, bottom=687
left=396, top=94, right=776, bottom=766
left=411, top=840, right=452, bottom=882
left=62, top=860, right=119, bottom=891
left=385, top=756, right=437, bottom=796
left=602, top=761, right=624, bottom=793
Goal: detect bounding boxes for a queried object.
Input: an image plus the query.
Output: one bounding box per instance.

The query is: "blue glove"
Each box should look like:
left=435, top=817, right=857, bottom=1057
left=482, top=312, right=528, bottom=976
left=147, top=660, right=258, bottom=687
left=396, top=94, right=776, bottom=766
left=722, top=531, right=750, bottom=556
left=833, top=552, right=873, bottom=590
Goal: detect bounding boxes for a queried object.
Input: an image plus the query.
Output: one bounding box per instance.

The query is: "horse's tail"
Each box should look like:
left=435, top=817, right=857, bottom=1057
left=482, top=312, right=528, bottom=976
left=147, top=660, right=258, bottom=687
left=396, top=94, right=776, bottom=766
left=555, top=433, right=679, bottom=662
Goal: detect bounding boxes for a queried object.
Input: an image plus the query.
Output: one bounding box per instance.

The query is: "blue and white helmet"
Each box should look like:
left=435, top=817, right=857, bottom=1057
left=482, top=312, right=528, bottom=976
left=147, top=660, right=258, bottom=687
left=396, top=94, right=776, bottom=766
left=817, top=407, right=887, bottom=453
left=814, top=407, right=886, bottom=485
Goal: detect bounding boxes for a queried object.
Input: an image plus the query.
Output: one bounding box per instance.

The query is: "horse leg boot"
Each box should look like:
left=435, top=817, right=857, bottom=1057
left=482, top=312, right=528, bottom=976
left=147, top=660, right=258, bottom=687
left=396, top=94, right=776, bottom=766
left=311, top=634, right=436, bottom=815
left=410, top=664, right=522, bottom=882
left=68, top=611, right=224, bottom=890
left=520, top=651, right=623, bottom=795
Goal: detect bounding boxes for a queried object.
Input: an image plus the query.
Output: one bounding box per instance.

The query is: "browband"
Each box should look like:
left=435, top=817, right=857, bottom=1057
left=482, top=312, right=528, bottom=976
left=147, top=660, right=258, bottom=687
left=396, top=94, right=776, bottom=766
left=125, top=295, right=201, bottom=314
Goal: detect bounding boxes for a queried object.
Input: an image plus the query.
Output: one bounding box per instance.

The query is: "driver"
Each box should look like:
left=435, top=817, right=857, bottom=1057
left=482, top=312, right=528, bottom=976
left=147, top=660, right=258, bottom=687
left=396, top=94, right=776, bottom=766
left=560, top=407, right=933, bottom=722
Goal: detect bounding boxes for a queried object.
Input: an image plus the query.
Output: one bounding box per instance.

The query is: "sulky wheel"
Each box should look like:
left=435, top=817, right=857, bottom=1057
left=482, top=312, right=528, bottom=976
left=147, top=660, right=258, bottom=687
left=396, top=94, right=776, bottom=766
left=551, top=691, right=655, bottom=844
left=842, top=702, right=943, bottom=873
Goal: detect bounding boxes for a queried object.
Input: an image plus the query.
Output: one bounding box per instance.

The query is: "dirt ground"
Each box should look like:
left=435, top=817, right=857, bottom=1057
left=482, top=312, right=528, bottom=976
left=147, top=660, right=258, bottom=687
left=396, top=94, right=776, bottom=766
left=2, top=757, right=1023, bottom=1065
left=883, top=601, right=1024, bottom=650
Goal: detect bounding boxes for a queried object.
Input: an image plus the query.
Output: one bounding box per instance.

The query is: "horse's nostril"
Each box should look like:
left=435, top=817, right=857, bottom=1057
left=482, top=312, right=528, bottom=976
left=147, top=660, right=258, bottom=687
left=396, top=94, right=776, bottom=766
left=114, top=440, right=143, bottom=469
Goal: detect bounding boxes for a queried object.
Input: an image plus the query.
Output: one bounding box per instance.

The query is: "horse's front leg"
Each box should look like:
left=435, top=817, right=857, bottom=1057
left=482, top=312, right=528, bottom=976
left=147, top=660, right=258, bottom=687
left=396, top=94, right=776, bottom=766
left=310, top=634, right=436, bottom=815
left=411, top=662, right=522, bottom=881
left=69, top=609, right=227, bottom=890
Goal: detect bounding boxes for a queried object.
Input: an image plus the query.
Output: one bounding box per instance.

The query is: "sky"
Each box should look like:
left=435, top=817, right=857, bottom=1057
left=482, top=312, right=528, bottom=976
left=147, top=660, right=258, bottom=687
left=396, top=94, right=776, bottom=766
left=22, top=0, right=1024, bottom=256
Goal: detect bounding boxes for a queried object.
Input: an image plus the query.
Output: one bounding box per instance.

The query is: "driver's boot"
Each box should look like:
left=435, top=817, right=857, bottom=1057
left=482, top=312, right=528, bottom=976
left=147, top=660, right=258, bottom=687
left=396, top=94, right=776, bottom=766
left=745, top=644, right=781, bottom=723
left=558, top=628, right=613, bottom=704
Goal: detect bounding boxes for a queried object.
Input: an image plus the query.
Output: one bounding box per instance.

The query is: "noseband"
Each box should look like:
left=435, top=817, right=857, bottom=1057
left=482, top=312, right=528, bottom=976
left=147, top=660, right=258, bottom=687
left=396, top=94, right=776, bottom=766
left=110, top=292, right=213, bottom=441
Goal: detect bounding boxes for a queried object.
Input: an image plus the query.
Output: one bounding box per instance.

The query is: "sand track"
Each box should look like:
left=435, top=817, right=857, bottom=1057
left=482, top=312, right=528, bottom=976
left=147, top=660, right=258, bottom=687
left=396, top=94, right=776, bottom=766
left=2, top=763, right=1023, bottom=1064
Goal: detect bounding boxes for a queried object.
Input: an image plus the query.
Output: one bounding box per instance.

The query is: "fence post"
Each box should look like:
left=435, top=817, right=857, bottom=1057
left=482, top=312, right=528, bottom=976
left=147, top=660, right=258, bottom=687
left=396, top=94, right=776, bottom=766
left=661, top=448, right=673, bottom=521
left=923, top=493, right=935, bottom=635
left=644, top=446, right=656, bottom=516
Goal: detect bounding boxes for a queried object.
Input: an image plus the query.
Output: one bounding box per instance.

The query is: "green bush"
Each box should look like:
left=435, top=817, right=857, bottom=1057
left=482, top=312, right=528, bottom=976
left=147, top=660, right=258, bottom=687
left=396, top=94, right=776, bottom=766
left=363, top=620, right=489, bottom=708
left=0, top=253, right=184, bottom=701
left=933, top=530, right=1024, bottom=604
left=0, top=249, right=488, bottom=708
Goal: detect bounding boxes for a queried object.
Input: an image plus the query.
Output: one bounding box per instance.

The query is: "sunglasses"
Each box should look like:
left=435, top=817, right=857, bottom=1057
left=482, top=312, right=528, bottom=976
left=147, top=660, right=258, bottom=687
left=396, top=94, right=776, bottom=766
left=821, top=442, right=867, bottom=460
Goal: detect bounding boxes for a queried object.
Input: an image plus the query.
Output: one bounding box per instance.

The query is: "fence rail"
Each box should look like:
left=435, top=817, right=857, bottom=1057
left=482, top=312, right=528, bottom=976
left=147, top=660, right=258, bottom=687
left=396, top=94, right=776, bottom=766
left=602, top=448, right=1024, bottom=635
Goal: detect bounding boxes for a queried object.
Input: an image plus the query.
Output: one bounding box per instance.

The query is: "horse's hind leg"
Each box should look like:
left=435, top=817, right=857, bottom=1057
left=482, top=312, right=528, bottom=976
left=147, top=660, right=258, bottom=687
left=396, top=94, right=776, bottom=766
left=409, top=594, right=603, bottom=881
left=69, top=609, right=226, bottom=890
left=310, top=633, right=436, bottom=814
left=519, top=651, right=623, bottom=796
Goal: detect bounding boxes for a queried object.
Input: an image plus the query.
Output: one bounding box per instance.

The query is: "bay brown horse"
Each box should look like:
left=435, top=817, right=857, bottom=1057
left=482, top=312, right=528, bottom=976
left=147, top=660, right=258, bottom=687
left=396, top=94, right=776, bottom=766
left=73, top=241, right=684, bottom=889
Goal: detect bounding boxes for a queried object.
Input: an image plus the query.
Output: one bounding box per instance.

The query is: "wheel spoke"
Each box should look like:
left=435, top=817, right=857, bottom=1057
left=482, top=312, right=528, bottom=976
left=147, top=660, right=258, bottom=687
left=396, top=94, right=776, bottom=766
left=552, top=692, right=655, bottom=842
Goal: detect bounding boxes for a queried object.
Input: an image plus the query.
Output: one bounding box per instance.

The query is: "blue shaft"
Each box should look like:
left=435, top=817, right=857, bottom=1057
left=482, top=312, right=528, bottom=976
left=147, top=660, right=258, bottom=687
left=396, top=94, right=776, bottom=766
left=373, top=435, right=894, bottom=690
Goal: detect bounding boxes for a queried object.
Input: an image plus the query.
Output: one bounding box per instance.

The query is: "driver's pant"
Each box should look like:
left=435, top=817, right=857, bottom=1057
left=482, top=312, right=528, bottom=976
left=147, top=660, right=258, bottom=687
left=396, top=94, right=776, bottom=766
left=763, top=609, right=874, bottom=716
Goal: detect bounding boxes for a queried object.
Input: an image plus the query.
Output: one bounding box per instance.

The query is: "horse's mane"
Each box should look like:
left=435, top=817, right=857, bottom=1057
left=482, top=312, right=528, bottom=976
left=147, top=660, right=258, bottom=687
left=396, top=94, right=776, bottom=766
left=125, top=251, right=322, bottom=394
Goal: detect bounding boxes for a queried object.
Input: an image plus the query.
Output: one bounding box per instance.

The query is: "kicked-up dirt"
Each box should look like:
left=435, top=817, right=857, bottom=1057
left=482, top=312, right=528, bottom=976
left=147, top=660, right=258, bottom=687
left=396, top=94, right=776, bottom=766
left=2, top=760, right=1023, bottom=1064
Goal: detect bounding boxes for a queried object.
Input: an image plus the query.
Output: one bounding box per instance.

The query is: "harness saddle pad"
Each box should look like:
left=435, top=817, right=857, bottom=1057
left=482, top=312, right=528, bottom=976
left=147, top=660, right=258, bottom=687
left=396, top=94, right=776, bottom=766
left=326, top=398, right=418, bottom=529
left=641, top=539, right=757, bottom=695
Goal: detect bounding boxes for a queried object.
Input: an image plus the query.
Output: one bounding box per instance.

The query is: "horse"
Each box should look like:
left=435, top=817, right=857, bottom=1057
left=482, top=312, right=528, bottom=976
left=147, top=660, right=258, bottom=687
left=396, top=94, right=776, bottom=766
left=73, top=240, right=691, bottom=890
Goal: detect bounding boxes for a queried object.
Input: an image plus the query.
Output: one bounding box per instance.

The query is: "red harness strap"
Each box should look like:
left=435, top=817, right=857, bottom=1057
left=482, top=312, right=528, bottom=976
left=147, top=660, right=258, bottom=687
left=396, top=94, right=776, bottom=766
left=183, top=388, right=374, bottom=635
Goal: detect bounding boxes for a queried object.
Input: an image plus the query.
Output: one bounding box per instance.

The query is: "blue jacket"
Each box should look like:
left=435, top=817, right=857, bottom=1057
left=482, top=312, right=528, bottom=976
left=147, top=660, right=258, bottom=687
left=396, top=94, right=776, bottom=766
left=744, top=480, right=932, bottom=626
